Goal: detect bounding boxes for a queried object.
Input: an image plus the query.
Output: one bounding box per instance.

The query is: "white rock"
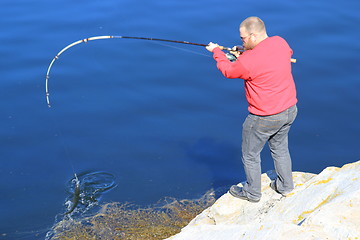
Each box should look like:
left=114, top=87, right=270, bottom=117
left=166, top=160, right=360, bottom=240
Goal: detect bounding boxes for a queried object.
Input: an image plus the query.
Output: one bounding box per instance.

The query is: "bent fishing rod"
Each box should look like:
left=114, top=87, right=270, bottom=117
left=45, top=35, right=296, bottom=107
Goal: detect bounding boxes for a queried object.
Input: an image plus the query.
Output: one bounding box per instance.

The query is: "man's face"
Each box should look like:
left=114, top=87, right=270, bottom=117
left=240, top=27, right=256, bottom=50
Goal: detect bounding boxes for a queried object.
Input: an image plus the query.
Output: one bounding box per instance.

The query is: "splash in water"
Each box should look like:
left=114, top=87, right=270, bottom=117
left=45, top=171, right=117, bottom=240
left=63, top=171, right=117, bottom=216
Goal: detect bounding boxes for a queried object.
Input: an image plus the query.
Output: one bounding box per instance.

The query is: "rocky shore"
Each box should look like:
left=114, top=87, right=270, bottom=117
left=167, top=160, right=360, bottom=240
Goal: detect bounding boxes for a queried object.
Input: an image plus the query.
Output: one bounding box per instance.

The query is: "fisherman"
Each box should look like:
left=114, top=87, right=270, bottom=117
left=206, top=16, right=298, bottom=202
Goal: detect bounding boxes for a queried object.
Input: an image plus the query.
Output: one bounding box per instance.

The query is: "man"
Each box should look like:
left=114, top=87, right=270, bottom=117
left=206, top=16, right=297, bottom=202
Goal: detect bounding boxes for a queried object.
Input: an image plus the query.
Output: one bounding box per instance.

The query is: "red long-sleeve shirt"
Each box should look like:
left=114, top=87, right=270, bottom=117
left=212, top=36, right=297, bottom=116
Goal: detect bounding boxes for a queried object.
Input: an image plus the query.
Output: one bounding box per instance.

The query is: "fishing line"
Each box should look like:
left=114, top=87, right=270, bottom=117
left=149, top=41, right=212, bottom=58
left=47, top=109, right=78, bottom=178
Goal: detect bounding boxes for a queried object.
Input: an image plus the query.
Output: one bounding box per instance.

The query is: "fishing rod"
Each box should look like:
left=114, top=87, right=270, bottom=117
left=45, top=35, right=235, bottom=107
left=45, top=35, right=296, bottom=107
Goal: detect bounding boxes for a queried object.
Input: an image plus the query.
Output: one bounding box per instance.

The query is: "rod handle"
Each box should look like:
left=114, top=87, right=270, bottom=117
left=218, top=46, right=232, bottom=51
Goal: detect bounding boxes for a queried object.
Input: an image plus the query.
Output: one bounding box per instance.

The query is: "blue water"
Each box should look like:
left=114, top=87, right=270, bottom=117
left=1, top=0, right=360, bottom=238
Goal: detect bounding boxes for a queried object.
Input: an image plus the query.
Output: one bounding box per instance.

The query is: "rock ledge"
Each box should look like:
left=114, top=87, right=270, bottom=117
left=167, top=161, right=360, bottom=240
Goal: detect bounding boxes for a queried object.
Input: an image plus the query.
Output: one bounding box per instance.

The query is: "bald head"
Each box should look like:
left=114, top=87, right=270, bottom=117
left=239, top=17, right=268, bottom=50
left=240, top=17, right=266, bottom=35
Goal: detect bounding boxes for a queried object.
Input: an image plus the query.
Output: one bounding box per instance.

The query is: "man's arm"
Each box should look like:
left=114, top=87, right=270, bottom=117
left=206, top=42, right=249, bottom=79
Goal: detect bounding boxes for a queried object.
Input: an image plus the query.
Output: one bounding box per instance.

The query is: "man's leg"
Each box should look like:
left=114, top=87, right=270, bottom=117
left=268, top=106, right=297, bottom=194
left=241, top=114, right=269, bottom=200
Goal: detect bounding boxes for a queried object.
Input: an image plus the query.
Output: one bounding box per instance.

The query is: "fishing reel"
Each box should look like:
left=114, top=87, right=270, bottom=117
left=225, top=53, right=237, bottom=62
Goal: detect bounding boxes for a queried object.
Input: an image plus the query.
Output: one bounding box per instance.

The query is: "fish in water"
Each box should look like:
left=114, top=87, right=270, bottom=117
left=63, top=171, right=117, bottom=215
left=65, top=173, right=81, bottom=215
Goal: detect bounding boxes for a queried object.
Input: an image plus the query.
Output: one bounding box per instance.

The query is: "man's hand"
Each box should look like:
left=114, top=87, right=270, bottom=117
left=230, top=46, right=243, bottom=58
left=206, top=42, right=220, bottom=52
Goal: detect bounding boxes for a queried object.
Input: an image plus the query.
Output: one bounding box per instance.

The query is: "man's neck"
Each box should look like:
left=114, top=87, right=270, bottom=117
left=257, top=33, right=268, bottom=43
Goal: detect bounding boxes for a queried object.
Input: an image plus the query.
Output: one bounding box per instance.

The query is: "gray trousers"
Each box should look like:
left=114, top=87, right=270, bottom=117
left=242, top=105, right=297, bottom=199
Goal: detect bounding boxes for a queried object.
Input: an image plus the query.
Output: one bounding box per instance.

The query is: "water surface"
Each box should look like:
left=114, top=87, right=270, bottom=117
left=1, top=0, right=360, bottom=239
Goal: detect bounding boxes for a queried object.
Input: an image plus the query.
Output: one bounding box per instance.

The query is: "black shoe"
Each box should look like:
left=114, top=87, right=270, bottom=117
left=229, top=185, right=260, bottom=203
left=270, top=181, right=291, bottom=197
